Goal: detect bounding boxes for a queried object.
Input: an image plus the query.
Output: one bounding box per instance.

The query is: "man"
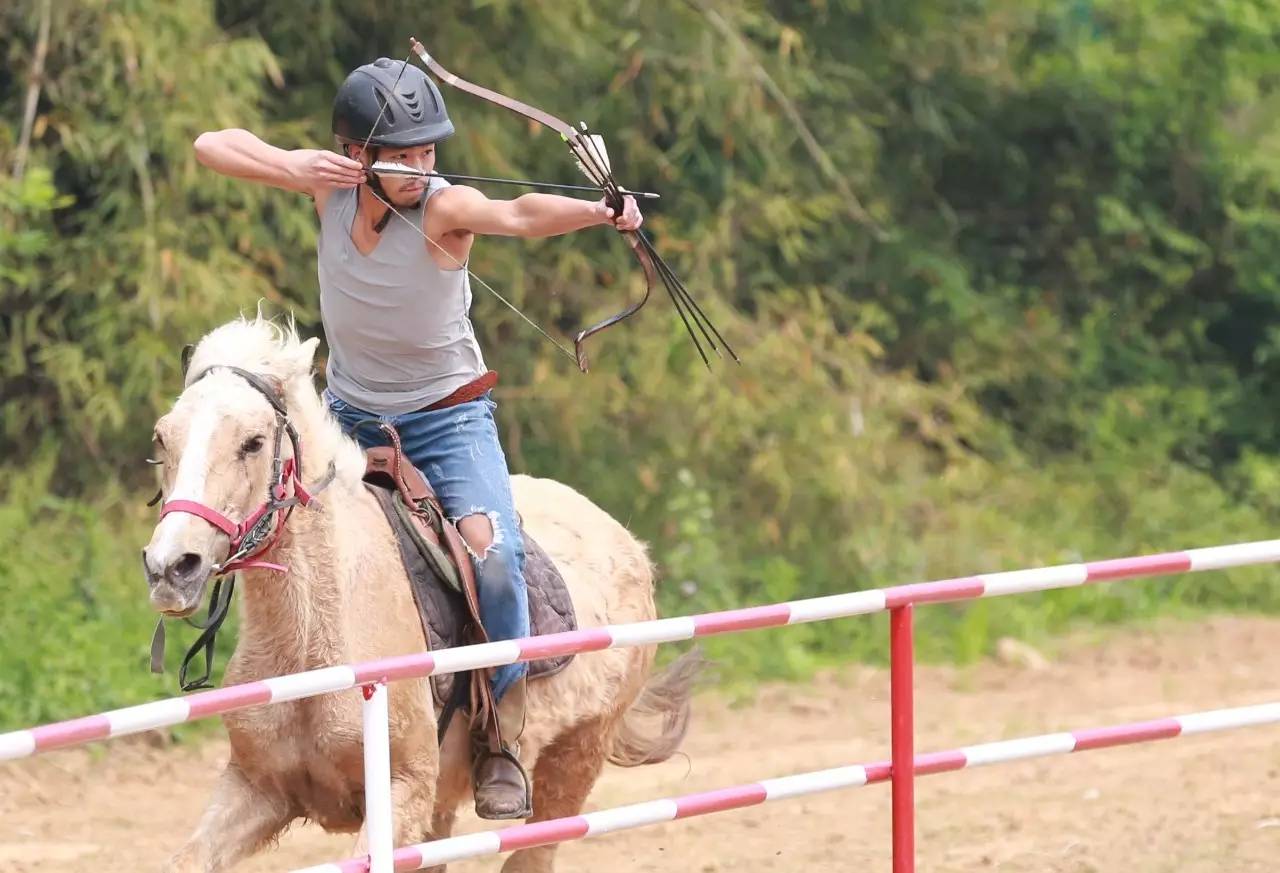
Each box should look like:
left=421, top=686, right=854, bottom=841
left=192, top=56, right=642, bottom=820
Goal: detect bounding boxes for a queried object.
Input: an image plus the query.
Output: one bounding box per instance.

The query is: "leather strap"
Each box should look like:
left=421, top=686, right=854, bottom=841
left=159, top=499, right=239, bottom=537
left=366, top=419, right=501, bottom=741
left=418, top=370, right=498, bottom=413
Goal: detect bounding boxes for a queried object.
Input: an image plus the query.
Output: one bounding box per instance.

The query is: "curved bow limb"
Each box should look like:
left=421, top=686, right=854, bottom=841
left=572, top=231, right=656, bottom=373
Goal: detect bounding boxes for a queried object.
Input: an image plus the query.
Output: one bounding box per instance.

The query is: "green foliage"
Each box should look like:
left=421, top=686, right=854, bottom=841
left=1, top=0, right=304, bottom=488
left=2, top=0, right=1280, bottom=728
left=0, top=460, right=232, bottom=735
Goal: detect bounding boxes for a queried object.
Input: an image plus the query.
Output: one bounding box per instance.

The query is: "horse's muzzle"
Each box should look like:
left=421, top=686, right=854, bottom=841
left=143, top=548, right=210, bottom=616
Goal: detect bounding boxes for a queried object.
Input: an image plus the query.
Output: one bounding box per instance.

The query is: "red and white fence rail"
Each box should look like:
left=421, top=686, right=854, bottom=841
left=4, top=537, right=1280, bottom=872
left=4, top=537, right=1278, bottom=761
left=293, top=701, right=1280, bottom=873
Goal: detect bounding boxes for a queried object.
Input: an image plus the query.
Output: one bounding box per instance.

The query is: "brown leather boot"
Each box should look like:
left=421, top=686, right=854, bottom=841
left=472, top=676, right=533, bottom=820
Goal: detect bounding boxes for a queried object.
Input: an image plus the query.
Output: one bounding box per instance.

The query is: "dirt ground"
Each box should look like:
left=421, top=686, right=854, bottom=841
left=1, top=614, right=1278, bottom=872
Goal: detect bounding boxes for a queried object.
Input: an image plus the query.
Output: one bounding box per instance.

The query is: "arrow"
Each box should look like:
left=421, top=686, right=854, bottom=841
left=369, top=161, right=661, bottom=199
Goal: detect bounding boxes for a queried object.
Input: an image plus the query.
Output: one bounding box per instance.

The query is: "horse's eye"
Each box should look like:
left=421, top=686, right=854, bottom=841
left=240, top=435, right=266, bottom=456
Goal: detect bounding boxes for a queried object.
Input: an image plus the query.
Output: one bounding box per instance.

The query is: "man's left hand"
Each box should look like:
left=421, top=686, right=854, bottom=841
left=598, top=194, right=643, bottom=232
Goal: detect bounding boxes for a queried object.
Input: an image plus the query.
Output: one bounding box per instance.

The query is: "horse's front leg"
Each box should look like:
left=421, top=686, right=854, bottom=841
left=351, top=763, right=438, bottom=857
left=164, top=762, right=293, bottom=873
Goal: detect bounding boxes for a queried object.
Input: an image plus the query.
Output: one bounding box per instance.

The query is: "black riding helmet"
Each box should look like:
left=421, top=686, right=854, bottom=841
left=332, top=57, right=454, bottom=148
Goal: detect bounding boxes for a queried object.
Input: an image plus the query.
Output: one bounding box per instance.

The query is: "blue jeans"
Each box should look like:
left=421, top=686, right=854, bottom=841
left=324, top=388, right=529, bottom=701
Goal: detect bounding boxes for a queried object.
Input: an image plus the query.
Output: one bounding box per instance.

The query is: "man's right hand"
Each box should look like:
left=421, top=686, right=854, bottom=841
left=288, top=149, right=367, bottom=192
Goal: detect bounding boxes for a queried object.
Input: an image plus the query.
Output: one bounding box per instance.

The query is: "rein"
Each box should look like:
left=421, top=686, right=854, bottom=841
left=149, top=363, right=337, bottom=690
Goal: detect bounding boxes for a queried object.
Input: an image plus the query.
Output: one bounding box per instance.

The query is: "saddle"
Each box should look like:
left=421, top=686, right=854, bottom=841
left=359, top=422, right=578, bottom=740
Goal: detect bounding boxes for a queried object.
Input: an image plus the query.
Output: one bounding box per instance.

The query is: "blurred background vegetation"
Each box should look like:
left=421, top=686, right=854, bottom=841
left=3, top=0, right=1280, bottom=729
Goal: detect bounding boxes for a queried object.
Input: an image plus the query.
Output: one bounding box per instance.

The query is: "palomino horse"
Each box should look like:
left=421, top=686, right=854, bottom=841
left=141, top=315, right=698, bottom=872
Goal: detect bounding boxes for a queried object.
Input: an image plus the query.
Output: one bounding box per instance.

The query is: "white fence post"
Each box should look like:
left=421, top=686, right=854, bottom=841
left=362, top=681, right=393, bottom=873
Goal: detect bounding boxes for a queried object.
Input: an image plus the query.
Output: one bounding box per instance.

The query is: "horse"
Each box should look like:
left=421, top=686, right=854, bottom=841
left=141, top=315, right=699, bottom=872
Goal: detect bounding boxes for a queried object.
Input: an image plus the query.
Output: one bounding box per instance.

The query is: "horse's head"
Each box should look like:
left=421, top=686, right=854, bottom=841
left=141, top=368, right=288, bottom=614
left=142, top=318, right=323, bottom=616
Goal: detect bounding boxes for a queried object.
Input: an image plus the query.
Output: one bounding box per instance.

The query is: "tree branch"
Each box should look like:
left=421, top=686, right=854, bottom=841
left=12, top=0, right=53, bottom=181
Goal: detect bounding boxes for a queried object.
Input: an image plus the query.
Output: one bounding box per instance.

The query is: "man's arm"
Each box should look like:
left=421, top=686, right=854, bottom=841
left=193, top=128, right=365, bottom=200
left=426, top=185, right=642, bottom=240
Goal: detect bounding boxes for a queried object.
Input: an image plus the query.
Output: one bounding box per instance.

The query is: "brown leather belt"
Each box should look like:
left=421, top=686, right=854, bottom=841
left=418, top=370, right=499, bottom=413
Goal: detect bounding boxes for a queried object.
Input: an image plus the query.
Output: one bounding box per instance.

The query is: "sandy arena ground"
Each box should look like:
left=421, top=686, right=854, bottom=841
left=1, top=615, right=1278, bottom=872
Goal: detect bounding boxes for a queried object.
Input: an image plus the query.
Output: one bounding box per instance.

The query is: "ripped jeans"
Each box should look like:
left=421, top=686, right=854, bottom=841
left=324, top=387, right=529, bottom=701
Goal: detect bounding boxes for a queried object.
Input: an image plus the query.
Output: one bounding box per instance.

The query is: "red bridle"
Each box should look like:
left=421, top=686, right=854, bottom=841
left=158, top=456, right=317, bottom=574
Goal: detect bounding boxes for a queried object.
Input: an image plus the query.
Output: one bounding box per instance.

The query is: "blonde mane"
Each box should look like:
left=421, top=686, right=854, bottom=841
left=185, top=312, right=368, bottom=487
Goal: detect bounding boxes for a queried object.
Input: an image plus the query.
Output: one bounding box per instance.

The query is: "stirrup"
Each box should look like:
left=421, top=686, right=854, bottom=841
left=472, top=743, right=533, bottom=820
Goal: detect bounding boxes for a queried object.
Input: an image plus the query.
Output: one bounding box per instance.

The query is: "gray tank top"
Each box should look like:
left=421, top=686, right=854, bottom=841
left=316, top=177, right=487, bottom=415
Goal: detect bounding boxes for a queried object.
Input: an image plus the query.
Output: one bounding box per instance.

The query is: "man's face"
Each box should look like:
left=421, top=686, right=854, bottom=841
left=357, top=143, right=436, bottom=207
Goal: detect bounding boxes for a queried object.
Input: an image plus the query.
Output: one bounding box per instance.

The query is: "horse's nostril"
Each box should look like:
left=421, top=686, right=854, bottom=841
left=142, top=549, right=161, bottom=582
left=169, top=552, right=204, bottom=582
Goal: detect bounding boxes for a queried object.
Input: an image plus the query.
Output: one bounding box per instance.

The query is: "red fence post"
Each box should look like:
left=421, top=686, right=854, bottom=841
left=890, top=604, right=916, bottom=873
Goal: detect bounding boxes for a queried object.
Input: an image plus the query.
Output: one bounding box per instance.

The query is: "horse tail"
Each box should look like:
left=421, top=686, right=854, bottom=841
left=607, top=648, right=706, bottom=767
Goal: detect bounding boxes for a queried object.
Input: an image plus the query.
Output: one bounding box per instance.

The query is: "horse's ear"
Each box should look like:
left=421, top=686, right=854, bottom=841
left=290, top=336, right=321, bottom=377
left=300, top=336, right=321, bottom=367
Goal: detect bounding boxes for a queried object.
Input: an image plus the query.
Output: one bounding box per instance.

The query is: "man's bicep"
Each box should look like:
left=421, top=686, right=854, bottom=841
left=429, top=186, right=526, bottom=237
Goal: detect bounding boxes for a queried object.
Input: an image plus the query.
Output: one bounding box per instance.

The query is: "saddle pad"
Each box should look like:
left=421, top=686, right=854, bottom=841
left=366, top=484, right=578, bottom=710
